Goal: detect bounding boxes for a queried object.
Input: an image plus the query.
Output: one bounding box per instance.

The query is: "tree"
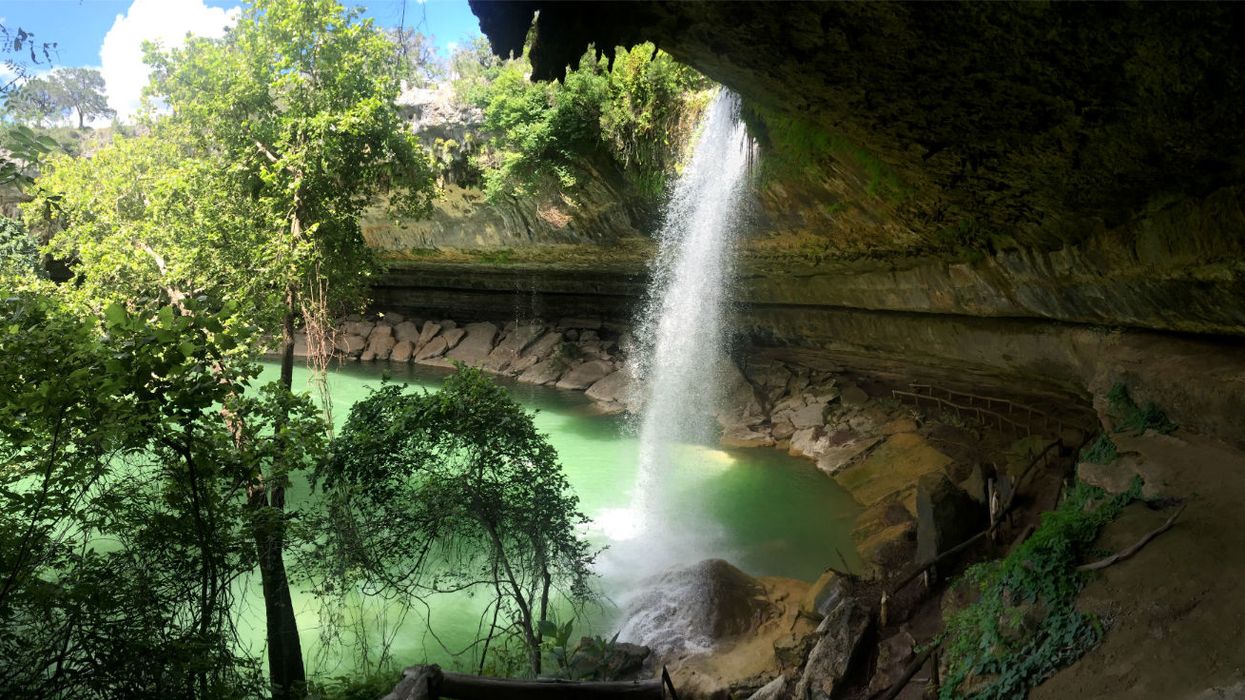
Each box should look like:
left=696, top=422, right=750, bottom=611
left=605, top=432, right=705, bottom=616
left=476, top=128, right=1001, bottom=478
left=456, top=40, right=709, bottom=202
left=3, top=75, right=58, bottom=125
left=3, top=68, right=114, bottom=128
left=309, top=367, right=596, bottom=677
left=0, top=281, right=326, bottom=698
left=136, top=1, right=437, bottom=695
left=51, top=68, right=114, bottom=128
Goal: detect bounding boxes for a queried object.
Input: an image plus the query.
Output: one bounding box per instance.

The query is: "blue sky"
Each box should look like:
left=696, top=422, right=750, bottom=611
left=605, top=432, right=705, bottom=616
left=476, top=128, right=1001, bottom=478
left=0, top=0, right=483, bottom=120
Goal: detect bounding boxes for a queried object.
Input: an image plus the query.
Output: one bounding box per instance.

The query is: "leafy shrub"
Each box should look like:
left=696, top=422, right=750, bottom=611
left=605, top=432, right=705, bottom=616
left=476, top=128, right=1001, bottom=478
left=1106, top=383, right=1176, bottom=435
left=1080, top=433, right=1119, bottom=465
left=939, top=479, right=1141, bottom=699
left=0, top=216, right=42, bottom=278
left=456, top=40, right=710, bottom=202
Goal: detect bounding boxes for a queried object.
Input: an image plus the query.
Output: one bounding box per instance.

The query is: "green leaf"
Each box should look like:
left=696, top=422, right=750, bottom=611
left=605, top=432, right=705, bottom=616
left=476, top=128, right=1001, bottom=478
left=103, top=302, right=128, bottom=326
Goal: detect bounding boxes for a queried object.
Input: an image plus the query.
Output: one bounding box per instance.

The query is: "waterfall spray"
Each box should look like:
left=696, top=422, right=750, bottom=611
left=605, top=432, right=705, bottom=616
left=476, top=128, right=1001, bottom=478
left=626, top=89, right=757, bottom=531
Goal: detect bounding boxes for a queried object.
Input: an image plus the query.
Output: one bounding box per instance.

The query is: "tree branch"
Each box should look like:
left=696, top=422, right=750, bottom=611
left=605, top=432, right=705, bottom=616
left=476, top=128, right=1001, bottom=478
left=1077, top=504, right=1185, bottom=572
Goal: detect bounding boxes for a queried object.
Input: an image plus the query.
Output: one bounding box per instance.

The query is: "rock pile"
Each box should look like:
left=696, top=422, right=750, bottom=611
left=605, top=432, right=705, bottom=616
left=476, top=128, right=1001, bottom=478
left=300, top=312, right=635, bottom=412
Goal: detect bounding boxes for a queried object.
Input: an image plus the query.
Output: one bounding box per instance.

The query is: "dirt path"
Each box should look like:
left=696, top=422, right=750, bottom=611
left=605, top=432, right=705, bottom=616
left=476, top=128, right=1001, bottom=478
left=1033, top=430, right=1245, bottom=699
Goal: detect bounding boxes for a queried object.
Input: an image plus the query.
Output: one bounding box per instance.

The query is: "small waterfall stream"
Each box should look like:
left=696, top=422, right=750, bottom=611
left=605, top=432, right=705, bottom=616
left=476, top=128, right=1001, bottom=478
left=602, top=90, right=757, bottom=548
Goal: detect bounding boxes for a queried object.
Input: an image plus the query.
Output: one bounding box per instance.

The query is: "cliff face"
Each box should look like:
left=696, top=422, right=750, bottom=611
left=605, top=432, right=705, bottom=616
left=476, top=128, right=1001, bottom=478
left=369, top=3, right=1245, bottom=444
left=363, top=84, right=654, bottom=254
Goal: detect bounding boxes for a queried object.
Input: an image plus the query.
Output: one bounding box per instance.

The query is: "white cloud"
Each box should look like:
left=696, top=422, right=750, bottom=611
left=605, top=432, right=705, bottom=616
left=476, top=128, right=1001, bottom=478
left=99, top=0, right=240, bottom=121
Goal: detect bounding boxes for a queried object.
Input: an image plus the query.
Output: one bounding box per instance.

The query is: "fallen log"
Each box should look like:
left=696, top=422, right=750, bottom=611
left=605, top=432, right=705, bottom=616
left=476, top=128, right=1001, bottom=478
left=1076, top=504, right=1185, bottom=572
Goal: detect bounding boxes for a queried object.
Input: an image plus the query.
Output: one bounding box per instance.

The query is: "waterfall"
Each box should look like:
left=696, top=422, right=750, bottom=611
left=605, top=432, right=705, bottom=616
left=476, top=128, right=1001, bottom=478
left=622, top=89, right=757, bottom=536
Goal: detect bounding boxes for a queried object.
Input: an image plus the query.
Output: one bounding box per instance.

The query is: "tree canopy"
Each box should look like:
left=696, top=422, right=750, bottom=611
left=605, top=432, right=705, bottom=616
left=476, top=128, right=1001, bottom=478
left=310, top=367, right=596, bottom=676
left=3, top=68, right=114, bottom=128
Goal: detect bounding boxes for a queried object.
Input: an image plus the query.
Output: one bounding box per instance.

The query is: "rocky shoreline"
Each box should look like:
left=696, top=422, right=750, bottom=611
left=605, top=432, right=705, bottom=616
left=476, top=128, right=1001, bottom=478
left=305, top=310, right=1077, bottom=578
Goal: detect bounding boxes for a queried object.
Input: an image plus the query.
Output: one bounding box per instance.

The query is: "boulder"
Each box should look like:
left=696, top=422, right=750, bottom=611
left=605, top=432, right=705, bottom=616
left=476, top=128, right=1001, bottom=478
left=482, top=323, right=545, bottom=373
left=556, top=360, right=613, bottom=390
left=438, top=319, right=457, bottom=331
left=390, top=340, right=414, bottom=363
left=566, top=639, right=650, bottom=681
left=416, top=321, right=442, bottom=349
left=789, top=426, right=829, bottom=459
left=380, top=311, right=404, bottom=325
left=518, top=359, right=566, bottom=385
left=414, top=336, right=449, bottom=362
left=393, top=320, right=421, bottom=344
left=915, top=472, right=988, bottom=565
left=585, top=370, right=631, bottom=405
left=716, top=361, right=767, bottom=429
left=722, top=426, right=776, bottom=448
left=840, top=383, right=869, bottom=406
left=441, top=327, right=466, bottom=350
left=771, top=394, right=808, bottom=417
left=792, top=598, right=871, bottom=700
left=799, top=569, right=854, bottom=618
left=746, top=675, right=789, bottom=700
left=334, top=334, right=366, bottom=356
left=771, top=418, right=797, bottom=441
left=857, top=521, right=916, bottom=577
left=1077, top=451, right=1175, bottom=500
left=852, top=491, right=915, bottom=547
left=958, top=462, right=989, bottom=504
left=341, top=320, right=374, bottom=338
left=868, top=629, right=916, bottom=695
left=364, top=332, right=396, bottom=361
left=617, top=559, right=776, bottom=657
left=511, top=331, right=564, bottom=373
left=773, top=629, right=818, bottom=670
left=791, top=402, right=828, bottom=429
left=816, top=437, right=881, bottom=476
left=367, top=323, right=393, bottom=341
left=446, top=322, right=498, bottom=365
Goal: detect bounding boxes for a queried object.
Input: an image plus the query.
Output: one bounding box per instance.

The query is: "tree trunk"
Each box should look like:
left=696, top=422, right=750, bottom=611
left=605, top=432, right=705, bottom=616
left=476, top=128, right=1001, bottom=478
left=255, top=300, right=305, bottom=699
left=252, top=490, right=305, bottom=700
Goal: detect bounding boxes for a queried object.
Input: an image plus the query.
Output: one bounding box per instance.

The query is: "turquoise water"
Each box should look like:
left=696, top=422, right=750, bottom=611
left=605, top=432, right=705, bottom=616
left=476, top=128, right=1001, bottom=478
left=240, top=360, right=861, bottom=676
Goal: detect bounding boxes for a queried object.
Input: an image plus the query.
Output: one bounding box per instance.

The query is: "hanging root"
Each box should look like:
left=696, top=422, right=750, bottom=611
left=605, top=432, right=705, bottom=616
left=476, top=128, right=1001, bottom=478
left=300, top=262, right=338, bottom=430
